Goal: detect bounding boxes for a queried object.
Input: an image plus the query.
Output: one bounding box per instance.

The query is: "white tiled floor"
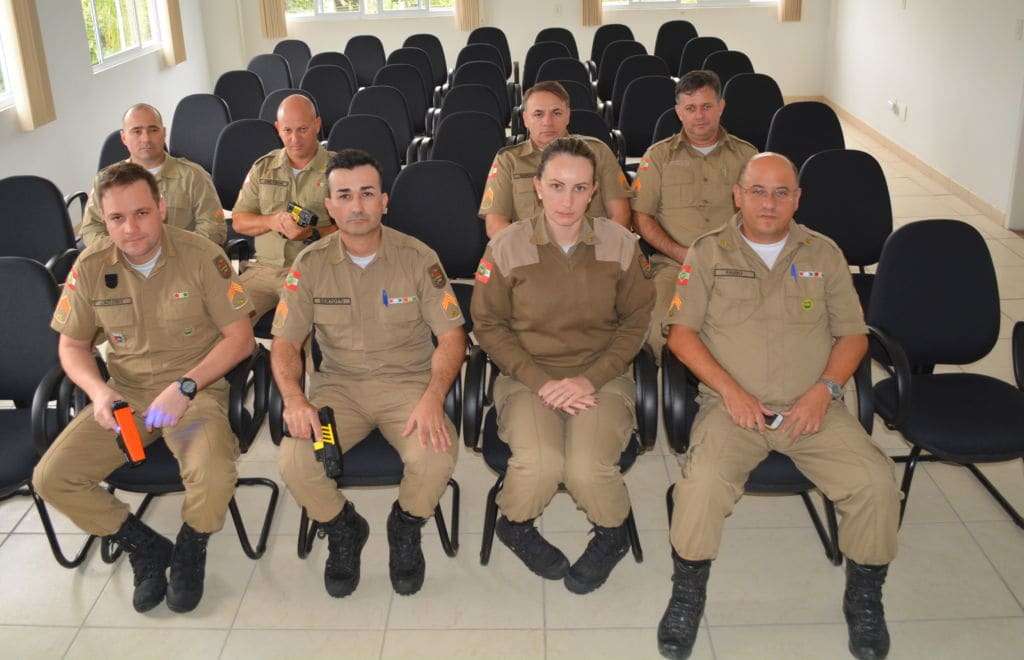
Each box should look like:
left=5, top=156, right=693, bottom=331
left=2, top=122, right=1023, bottom=659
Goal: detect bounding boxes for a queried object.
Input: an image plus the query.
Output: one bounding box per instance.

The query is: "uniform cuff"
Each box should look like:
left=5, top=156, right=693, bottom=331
left=515, top=364, right=551, bottom=393
left=831, top=323, right=869, bottom=338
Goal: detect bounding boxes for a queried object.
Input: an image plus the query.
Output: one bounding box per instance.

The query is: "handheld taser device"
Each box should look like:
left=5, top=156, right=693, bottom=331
left=314, top=406, right=343, bottom=479
left=112, top=401, right=146, bottom=467
left=287, top=201, right=318, bottom=228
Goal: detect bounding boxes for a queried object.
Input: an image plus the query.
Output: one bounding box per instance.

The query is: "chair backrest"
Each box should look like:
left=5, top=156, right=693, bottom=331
left=211, top=119, right=283, bottom=209
left=536, top=27, right=579, bottom=60
left=454, top=42, right=505, bottom=74
left=0, top=257, right=59, bottom=402
left=617, top=75, right=676, bottom=157
left=300, top=65, right=354, bottom=137
left=597, top=40, right=647, bottom=101
left=652, top=106, right=682, bottom=144
left=169, top=93, right=231, bottom=174
left=97, top=129, right=129, bottom=171
left=589, top=23, right=634, bottom=65
left=247, top=53, right=292, bottom=94
left=344, top=34, right=386, bottom=87
left=765, top=101, right=845, bottom=170
left=797, top=149, right=892, bottom=268
left=703, top=50, right=754, bottom=88
left=0, top=175, right=75, bottom=262
left=214, top=70, right=265, bottom=122
left=467, top=26, right=512, bottom=79
left=258, top=88, right=319, bottom=125
left=273, top=39, right=311, bottom=85
left=326, top=114, right=400, bottom=194
left=568, top=109, right=618, bottom=157
left=522, top=41, right=572, bottom=90
left=654, top=20, right=698, bottom=75
left=559, top=79, right=597, bottom=112
left=536, top=57, right=590, bottom=88
left=610, top=54, right=669, bottom=123
left=349, top=85, right=414, bottom=156
left=374, top=63, right=429, bottom=134
left=678, top=36, right=727, bottom=77
left=438, top=84, right=503, bottom=128
left=430, top=111, right=507, bottom=200
left=451, top=61, right=510, bottom=125
left=387, top=47, right=434, bottom=101
left=721, top=72, right=783, bottom=152
left=404, top=33, right=447, bottom=86
left=868, top=220, right=999, bottom=368
left=385, top=160, right=486, bottom=278
left=308, top=51, right=357, bottom=91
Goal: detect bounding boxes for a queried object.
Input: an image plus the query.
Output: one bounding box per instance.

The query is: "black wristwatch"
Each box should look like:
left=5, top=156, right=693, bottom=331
left=177, top=377, right=198, bottom=400
left=303, top=227, right=322, bottom=245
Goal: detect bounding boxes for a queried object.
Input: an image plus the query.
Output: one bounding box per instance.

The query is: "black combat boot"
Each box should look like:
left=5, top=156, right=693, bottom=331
left=109, top=514, right=174, bottom=613
left=495, top=515, right=570, bottom=580
left=564, top=521, right=631, bottom=594
left=166, top=523, right=211, bottom=613
left=843, top=560, right=891, bottom=660
left=387, top=501, right=429, bottom=595
left=321, top=501, right=370, bottom=598
left=657, top=554, right=711, bottom=660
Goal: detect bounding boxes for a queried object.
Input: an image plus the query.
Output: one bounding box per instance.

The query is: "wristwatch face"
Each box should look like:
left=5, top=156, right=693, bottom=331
left=179, top=378, right=197, bottom=398
left=825, top=381, right=843, bottom=399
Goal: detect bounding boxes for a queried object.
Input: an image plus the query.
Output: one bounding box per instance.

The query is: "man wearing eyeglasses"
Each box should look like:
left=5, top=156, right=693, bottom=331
left=631, top=70, right=757, bottom=362
left=655, top=152, right=900, bottom=660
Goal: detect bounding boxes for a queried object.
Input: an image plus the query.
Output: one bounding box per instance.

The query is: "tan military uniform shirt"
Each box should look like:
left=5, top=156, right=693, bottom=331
left=471, top=214, right=654, bottom=392
left=478, top=135, right=632, bottom=222
left=51, top=225, right=255, bottom=396
left=81, top=155, right=226, bottom=246
left=665, top=216, right=867, bottom=407
left=233, top=145, right=335, bottom=268
left=272, top=226, right=465, bottom=383
left=632, top=129, right=756, bottom=250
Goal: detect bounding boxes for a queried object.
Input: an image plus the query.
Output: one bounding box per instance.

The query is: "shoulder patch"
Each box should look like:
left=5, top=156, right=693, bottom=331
left=637, top=252, right=653, bottom=279
left=428, top=262, right=447, bottom=289
left=213, top=255, right=232, bottom=279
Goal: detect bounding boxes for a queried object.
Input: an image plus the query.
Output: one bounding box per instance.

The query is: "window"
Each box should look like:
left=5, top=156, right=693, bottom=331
left=0, top=24, right=12, bottom=109
left=81, top=0, right=161, bottom=69
left=603, top=0, right=774, bottom=7
left=286, top=0, right=454, bottom=19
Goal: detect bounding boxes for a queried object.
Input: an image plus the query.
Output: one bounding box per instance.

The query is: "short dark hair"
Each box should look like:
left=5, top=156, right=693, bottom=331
left=675, top=70, right=722, bottom=100
left=95, top=162, right=160, bottom=211
left=325, top=149, right=384, bottom=190
left=523, top=80, right=570, bottom=109
left=536, top=137, right=597, bottom=182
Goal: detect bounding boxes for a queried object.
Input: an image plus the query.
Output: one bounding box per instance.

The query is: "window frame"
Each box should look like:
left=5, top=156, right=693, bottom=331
left=83, top=0, right=163, bottom=73
left=603, top=0, right=776, bottom=9
left=286, top=0, right=456, bottom=22
left=0, top=20, right=13, bottom=111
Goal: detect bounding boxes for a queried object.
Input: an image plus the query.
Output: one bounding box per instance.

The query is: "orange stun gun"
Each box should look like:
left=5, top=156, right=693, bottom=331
left=112, top=401, right=146, bottom=467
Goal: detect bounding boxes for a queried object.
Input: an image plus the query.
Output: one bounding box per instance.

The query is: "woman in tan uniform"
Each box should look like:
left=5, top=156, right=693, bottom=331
left=471, top=138, right=654, bottom=594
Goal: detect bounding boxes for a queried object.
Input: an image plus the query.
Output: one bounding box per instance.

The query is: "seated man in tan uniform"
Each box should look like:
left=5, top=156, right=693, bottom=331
left=631, top=71, right=756, bottom=360
left=34, top=163, right=256, bottom=614
left=656, top=153, right=899, bottom=660
left=273, top=150, right=466, bottom=598
left=472, top=138, right=654, bottom=593
left=232, top=94, right=337, bottom=320
left=81, top=103, right=226, bottom=246
left=480, top=80, right=633, bottom=238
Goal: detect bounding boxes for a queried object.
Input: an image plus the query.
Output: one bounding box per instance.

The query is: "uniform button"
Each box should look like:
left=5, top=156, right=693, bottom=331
left=703, top=177, right=708, bottom=182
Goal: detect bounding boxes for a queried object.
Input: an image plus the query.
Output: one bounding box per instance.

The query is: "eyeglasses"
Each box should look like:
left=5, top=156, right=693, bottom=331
left=740, top=186, right=794, bottom=201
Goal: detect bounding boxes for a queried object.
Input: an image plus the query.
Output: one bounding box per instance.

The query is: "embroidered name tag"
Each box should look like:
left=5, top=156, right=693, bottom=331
left=92, top=297, right=133, bottom=307
left=512, top=172, right=536, bottom=180
left=259, top=178, right=289, bottom=187
left=313, top=297, right=351, bottom=305
left=712, top=268, right=755, bottom=279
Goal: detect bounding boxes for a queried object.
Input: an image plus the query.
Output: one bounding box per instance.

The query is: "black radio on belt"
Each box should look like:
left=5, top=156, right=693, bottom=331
left=314, top=406, right=343, bottom=479
left=287, top=201, right=318, bottom=228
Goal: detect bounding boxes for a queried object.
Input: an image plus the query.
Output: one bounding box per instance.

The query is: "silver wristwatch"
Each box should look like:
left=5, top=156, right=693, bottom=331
left=819, top=378, right=844, bottom=401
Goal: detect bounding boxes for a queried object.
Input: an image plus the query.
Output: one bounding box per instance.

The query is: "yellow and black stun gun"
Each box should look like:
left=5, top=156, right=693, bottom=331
left=112, top=400, right=146, bottom=467
left=314, top=406, right=343, bottom=479
left=287, top=201, right=318, bottom=228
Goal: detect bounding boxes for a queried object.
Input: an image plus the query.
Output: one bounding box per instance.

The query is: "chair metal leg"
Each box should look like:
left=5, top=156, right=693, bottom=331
left=896, top=445, right=923, bottom=527
left=825, top=498, right=842, bottom=566
left=965, top=463, right=1024, bottom=530
left=297, top=506, right=319, bottom=559
left=433, top=478, right=460, bottom=558
left=625, top=508, right=643, bottom=563
left=480, top=475, right=503, bottom=566
left=228, top=477, right=280, bottom=559
left=102, top=491, right=158, bottom=564
left=665, top=483, right=675, bottom=526
left=799, top=491, right=838, bottom=564
left=30, top=487, right=97, bottom=569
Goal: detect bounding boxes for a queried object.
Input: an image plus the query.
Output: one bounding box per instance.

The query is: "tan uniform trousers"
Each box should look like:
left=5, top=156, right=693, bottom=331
left=495, top=373, right=635, bottom=527
left=670, top=398, right=901, bottom=566
left=238, top=263, right=288, bottom=322
left=278, top=378, right=459, bottom=521
left=646, top=255, right=679, bottom=363
left=32, top=390, right=240, bottom=536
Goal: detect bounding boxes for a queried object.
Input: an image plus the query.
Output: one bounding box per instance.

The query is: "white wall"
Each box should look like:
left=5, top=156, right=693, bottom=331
left=827, top=0, right=1024, bottom=219
left=207, top=0, right=831, bottom=97
left=0, top=0, right=213, bottom=201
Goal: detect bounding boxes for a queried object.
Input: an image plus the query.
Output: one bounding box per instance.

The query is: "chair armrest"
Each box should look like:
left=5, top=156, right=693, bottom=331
left=445, top=366, right=462, bottom=428
left=603, top=101, right=613, bottom=126
left=852, top=353, right=874, bottom=435
left=45, top=248, right=80, bottom=285
left=661, top=346, right=698, bottom=454
left=31, top=363, right=68, bottom=456
left=611, top=129, right=627, bottom=168
left=225, top=238, right=252, bottom=263
left=1013, top=321, right=1024, bottom=392
left=586, top=60, right=597, bottom=80
left=867, top=325, right=912, bottom=429
left=513, top=61, right=520, bottom=85
left=64, top=191, right=88, bottom=219
left=632, top=345, right=658, bottom=451
left=462, top=345, right=488, bottom=450
left=225, top=346, right=265, bottom=449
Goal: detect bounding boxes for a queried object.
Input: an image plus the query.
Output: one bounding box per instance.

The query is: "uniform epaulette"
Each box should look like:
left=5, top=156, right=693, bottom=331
left=76, top=235, right=116, bottom=263
left=691, top=223, right=731, bottom=248
left=795, top=223, right=844, bottom=253
left=493, top=141, right=526, bottom=157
